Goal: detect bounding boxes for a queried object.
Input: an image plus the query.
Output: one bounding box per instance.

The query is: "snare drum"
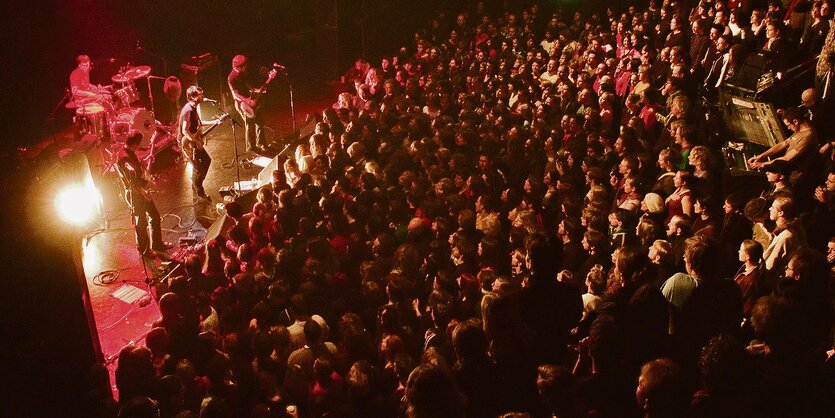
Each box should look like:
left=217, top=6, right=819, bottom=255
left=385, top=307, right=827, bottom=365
left=112, top=108, right=155, bottom=147
left=114, top=84, right=140, bottom=108
left=74, top=104, right=110, bottom=140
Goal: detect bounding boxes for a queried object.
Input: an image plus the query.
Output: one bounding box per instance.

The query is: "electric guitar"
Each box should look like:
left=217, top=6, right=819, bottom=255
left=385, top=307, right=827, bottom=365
left=236, top=67, right=278, bottom=118
left=180, top=113, right=230, bottom=162
left=143, top=128, right=159, bottom=173
left=118, top=154, right=156, bottom=203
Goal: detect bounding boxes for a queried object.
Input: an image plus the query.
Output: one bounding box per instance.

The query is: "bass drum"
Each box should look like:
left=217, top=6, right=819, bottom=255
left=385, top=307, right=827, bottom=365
left=74, top=103, right=110, bottom=140
left=112, top=108, right=155, bottom=148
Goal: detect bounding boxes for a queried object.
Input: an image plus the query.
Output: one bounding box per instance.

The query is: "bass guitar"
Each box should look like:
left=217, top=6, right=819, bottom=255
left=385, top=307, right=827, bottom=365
left=236, top=67, right=278, bottom=118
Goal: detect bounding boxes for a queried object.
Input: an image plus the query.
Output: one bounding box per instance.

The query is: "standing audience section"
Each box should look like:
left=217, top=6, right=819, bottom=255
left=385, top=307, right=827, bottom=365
left=110, top=1, right=835, bottom=417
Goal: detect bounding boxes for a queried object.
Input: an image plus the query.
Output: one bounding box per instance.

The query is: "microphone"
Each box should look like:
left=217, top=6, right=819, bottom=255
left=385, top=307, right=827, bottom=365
left=272, top=63, right=285, bottom=70
left=202, top=98, right=219, bottom=103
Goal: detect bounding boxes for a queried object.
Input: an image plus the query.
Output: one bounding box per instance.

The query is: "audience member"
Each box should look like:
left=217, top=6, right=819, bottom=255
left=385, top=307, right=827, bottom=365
left=110, top=3, right=835, bottom=417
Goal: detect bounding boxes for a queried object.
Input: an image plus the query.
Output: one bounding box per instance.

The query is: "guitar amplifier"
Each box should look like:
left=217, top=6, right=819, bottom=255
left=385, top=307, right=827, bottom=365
left=181, top=53, right=226, bottom=110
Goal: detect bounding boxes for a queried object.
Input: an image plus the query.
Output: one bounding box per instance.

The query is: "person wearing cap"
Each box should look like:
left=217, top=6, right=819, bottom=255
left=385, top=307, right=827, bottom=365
left=228, top=54, right=268, bottom=154
left=641, top=192, right=667, bottom=227
left=760, top=159, right=793, bottom=199
left=178, top=85, right=212, bottom=201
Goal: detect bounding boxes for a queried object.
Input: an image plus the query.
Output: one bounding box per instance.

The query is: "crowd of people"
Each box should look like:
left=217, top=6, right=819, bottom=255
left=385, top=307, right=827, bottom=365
left=107, top=1, right=835, bottom=417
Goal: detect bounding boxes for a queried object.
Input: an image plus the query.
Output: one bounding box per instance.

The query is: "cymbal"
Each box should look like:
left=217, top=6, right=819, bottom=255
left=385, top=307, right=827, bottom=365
left=125, top=65, right=151, bottom=79
left=112, top=73, right=132, bottom=83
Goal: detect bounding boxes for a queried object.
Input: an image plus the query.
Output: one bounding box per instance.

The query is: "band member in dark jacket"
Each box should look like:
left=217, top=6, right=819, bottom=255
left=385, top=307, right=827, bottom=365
left=117, top=131, right=171, bottom=256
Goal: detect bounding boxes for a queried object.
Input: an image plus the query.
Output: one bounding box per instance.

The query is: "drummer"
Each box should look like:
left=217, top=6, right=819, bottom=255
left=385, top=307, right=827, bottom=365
left=69, top=55, right=97, bottom=100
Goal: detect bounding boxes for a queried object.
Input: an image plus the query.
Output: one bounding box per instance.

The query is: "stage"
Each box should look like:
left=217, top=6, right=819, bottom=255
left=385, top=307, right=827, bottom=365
left=46, top=86, right=334, bottom=398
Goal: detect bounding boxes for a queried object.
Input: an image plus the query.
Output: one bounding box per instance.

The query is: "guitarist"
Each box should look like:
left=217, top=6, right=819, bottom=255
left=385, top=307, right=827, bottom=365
left=179, top=86, right=213, bottom=201
left=117, top=131, right=171, bottom=257
left=228, top=54, right=271, bottom=154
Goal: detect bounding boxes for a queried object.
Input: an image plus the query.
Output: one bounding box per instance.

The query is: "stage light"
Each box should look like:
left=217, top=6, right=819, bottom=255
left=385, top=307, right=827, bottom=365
left=57, top=184, right=101, bottom=225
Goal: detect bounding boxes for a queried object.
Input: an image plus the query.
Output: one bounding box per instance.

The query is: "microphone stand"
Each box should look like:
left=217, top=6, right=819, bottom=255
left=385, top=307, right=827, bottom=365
left=135, top=42, right=169, bottom=77
left=125, top=191, right=155, bottom=295
left=206, top=101, right=244, bottom=193
left=284, top=69, right=297, bottom=133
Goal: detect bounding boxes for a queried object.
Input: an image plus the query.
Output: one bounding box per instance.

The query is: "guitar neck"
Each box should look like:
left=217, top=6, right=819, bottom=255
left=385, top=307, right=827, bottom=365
left=199, top=115, right=228, bottom=138
left=202, top=122, right=221, bottom=137
left=145, top=131, right=158, bottom=172
left=251, top=74, right=277, bottom=100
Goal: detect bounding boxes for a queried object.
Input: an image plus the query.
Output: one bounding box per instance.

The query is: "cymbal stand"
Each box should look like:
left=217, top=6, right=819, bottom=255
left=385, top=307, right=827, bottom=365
left=144, top=75, right=156, bottom=121
left=50, top=88, right=71, bottom=119
left=96, top=139, right=120, bottom=180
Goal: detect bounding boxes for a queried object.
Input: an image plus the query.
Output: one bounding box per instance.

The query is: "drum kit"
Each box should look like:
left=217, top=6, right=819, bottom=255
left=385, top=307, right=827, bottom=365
left=67, top=64, right=165, bottom=149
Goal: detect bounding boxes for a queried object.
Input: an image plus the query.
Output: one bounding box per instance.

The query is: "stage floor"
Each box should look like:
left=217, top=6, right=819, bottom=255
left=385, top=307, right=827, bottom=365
left=66, top=88, right=334, bottom=398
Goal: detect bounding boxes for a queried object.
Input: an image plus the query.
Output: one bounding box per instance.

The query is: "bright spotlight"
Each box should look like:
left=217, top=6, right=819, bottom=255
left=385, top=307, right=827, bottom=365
left=57, top=185, right=100, bottom=225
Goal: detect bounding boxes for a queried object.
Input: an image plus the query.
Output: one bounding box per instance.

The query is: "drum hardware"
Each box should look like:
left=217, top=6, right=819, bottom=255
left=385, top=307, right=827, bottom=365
left=112, top=107, right=155, bottom=147
left=67, top=63, right=181, bottom=173
left=111, top=64, right=149, bottom=84
left=124, top=65, right=152, bottom=80
left=114, top=84, right=140, bottom=108
left=95, top=140, right=121, bottom=177
left=73, top=103, right=110, bottom=141
left=65, top=97, right=97, bottom=109
left=111, top=73, right=132, bottom=84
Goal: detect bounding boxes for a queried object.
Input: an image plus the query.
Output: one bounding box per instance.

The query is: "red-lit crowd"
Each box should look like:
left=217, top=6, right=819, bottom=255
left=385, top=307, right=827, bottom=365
left=108, top=1, right=835, bottom=417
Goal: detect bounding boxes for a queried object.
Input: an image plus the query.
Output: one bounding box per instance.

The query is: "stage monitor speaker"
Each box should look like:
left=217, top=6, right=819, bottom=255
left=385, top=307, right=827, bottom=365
left=218, top=187, right=259, bottom=212
left=235, top=188, right=259, bottom=213
left=277, top=116, right=318, bottom=157
left=204, top=214, right=236, bottom=244
left=258, top=156, right=282, bottom=185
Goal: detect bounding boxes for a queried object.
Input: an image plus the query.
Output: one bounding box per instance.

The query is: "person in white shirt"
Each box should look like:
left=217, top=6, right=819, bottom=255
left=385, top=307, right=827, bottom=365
left=763, top=196, right=807, bottom=272
left=540, top=30, right=558, bottom=54
left=540, top=58, right=560, bottom=86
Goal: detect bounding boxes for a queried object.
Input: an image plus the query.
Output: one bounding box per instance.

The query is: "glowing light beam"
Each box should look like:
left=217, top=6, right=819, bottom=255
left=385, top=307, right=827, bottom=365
left=56, top=185, right=100, bottom=226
